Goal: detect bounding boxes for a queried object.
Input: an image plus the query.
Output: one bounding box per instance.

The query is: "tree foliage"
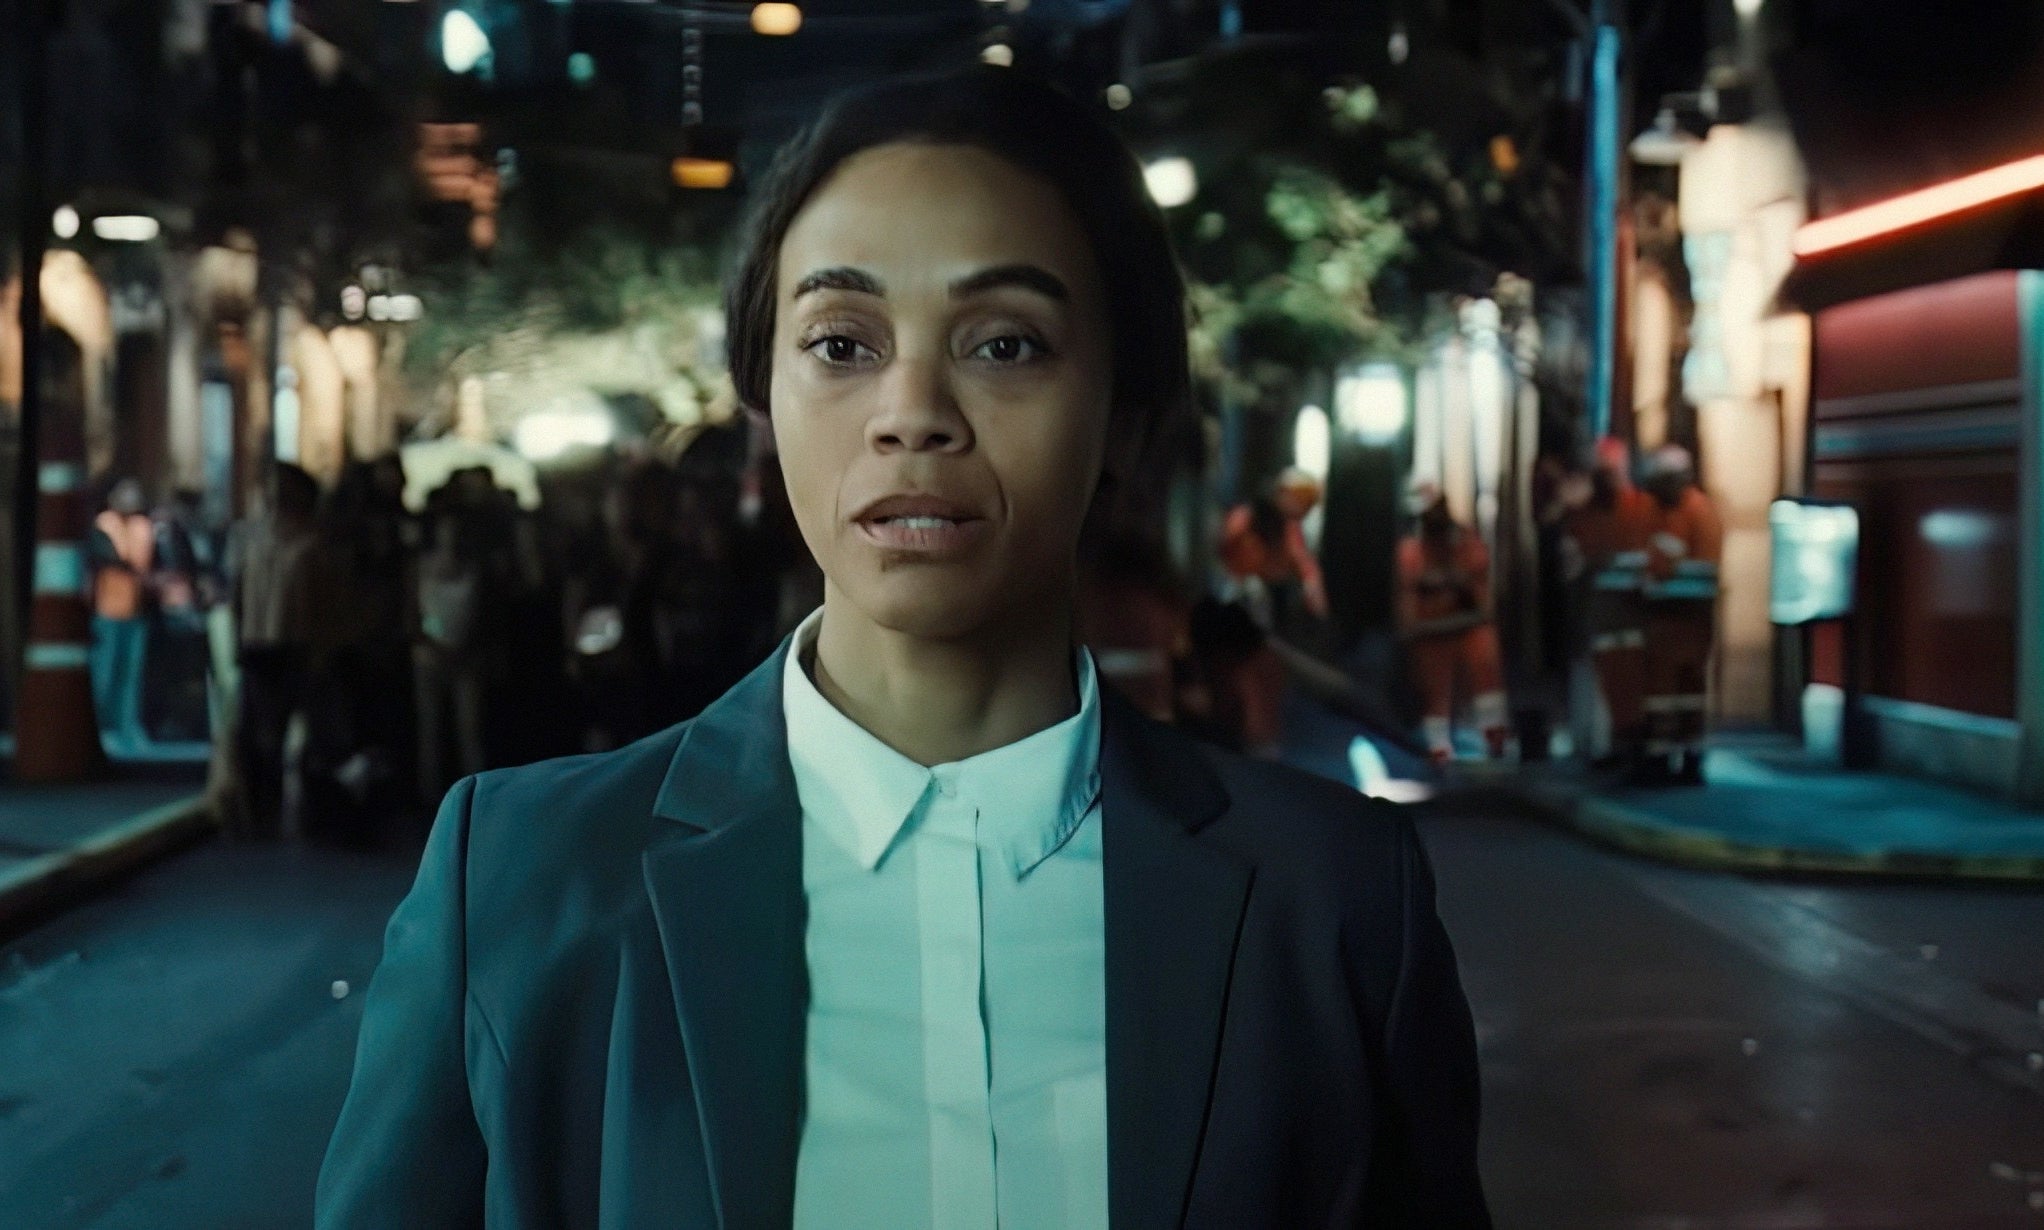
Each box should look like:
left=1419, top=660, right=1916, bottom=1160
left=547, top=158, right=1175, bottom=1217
left=401, top=220, right=732, bottom=435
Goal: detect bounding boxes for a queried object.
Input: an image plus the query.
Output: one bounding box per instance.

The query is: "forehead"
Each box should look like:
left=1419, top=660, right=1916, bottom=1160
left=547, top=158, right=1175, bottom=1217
left=777, top=142, right=1100, bottom=297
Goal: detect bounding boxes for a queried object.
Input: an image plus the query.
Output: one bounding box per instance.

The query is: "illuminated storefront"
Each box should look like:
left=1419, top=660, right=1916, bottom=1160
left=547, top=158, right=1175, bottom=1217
left=1786, top=157, right=2044, bottom=804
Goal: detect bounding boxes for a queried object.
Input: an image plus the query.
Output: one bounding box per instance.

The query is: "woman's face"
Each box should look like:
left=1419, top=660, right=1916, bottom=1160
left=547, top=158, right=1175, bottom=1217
left=770, top=141, right=1115, bottom=642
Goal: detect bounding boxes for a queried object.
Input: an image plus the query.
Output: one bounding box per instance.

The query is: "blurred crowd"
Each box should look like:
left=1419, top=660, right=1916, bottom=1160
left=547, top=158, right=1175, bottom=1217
left=78, top=424, right=1723, bottom=842
left=84, top=430, right=812, bottom=844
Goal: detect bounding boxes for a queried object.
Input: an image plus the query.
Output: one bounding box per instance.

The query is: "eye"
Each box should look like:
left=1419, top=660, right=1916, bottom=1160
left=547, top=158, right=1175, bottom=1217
left=971, top=333, right=1049, bottom=364
left=804, top=334, right=878, bottom=367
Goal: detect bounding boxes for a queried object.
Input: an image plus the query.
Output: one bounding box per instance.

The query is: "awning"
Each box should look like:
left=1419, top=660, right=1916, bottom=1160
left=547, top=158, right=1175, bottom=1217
left=1779, top=186, right=2044, bottom=313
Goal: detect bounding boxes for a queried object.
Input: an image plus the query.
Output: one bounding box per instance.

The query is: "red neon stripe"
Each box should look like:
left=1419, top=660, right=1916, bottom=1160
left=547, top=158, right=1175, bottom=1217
left=1793, top=153, right=2044, bottom=256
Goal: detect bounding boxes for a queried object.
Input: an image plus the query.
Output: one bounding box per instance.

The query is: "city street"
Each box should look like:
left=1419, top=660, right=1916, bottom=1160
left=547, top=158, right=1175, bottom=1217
left=1, top=794, right=2039, bottom=1228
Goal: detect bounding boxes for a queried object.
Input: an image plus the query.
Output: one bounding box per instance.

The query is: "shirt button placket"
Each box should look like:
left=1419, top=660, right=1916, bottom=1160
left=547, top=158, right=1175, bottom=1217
left=921, top=773, right=997, bottom=1227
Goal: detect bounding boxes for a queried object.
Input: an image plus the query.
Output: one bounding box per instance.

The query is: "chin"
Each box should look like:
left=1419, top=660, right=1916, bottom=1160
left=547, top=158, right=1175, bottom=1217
left=845, top=577, right=998, bottom=643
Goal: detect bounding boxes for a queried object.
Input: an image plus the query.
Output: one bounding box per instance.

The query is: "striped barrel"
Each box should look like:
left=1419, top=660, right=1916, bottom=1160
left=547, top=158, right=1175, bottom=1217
left=14, top=419, right=103, bottom=783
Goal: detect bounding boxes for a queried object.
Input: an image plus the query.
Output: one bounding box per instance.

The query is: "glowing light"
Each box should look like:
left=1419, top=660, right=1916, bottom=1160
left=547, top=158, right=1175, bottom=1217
left=1348, top=736, right=1434, bottom=803
left=367, top=293, right=424, bottom=323
left=51, top=206, right=80, bottom=239
left=1489, top=135, right=1520, bottom=178
left=274, top=367, right=301, bottom=462
left=1734, top=0, right=1764, bottom=14
left=567, top=52, right=596, bottom=86
left=980, top=43, right=1013, bottom=67
left=514, top=405, right=616, bottom=462
left=1920, top=509, right=2005, bottom=550
left=1769, top=499, right=1859, bottom=625
left=340, top=285, right=367, bottom=321
left=1336, top=364, right=1408, bottom=444
left=672, top=158, right=734, bottom=190
left=1388, top=23, right=1410, bottom=66
left=1794, top=153, right=2044, bottom=256
left=1105, top=83, right=1132, bottom=111
left=1143, top=156, right=1197, bottom=208
left=750, top=3, right=801, bottom=36
left=91, top=215, right=159, bottom=242
left=1292, top=405, right=1331, bottom=480
left=441, top=10, right=491, bottom=74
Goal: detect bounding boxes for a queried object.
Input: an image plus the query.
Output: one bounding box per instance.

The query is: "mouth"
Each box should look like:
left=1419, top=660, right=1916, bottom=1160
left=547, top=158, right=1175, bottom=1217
left=851, top=493, right=989, bottom=556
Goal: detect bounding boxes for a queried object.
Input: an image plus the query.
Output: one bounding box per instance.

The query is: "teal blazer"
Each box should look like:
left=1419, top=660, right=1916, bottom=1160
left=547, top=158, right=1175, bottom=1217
left=316, top=635, right=1490, bottom=1228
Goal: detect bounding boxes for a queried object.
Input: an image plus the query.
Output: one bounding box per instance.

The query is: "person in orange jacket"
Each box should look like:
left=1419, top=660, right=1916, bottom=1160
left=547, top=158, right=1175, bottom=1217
left=1637, top=444, right=1722, bottom=782
left=1220, top=468, right=1330, bottom=638
left=1397, top=480, right=1509, bottom=764
left=1641, top=444, right=1724, bottom=577
left=1563, top=437, right=1658, bottom=766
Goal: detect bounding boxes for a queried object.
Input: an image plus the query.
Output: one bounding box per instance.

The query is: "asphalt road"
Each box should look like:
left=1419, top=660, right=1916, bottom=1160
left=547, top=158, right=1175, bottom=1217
left=1, top=795, right=2040, bottom=1228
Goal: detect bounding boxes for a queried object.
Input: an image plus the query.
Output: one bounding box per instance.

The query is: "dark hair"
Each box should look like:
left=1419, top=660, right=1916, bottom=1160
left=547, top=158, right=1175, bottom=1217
left=725, top=66, right=1190, bottom=481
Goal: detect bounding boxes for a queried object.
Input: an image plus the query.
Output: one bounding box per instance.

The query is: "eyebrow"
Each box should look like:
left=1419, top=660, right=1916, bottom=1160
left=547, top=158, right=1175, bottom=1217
left=791, top=263, right=1070, bottom=304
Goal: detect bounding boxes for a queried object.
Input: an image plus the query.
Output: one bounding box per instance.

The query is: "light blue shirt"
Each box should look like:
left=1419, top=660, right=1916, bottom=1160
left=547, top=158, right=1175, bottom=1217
left=783, top=607, right=1108, bottom=1230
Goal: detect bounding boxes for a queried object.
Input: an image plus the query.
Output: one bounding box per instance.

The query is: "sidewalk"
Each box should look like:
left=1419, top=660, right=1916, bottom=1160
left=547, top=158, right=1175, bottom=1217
left=0, top=751, right=215, bottom=936
left=1472, top=733, right=2044, bottom=882
left=1272, top=684, right=2044, bottom=882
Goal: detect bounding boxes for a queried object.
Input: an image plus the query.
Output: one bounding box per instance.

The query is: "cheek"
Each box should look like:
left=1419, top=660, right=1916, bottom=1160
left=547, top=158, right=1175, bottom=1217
left=986, top=392, right=1111, bottom=520
left=767, top=415, right=841, bottom=549
left=779, top=446, right=834, bottom=532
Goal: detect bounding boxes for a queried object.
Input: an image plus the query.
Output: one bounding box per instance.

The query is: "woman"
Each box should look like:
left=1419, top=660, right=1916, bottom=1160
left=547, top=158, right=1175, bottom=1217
left=319, top=67, right=1489, bottom=1229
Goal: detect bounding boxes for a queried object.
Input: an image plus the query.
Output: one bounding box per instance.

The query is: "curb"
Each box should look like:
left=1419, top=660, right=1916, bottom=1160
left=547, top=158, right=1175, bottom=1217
left=1493, top=776, right=2044, bottom=884
left=0, top=795, right=217, bottom=937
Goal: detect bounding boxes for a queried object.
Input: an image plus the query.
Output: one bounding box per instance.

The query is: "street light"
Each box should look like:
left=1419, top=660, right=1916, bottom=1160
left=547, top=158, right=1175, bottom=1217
left=750, top=3, right=801, bottom=36
left=1292, top=405, right=1331, bottom=480
left=91, top=216, right=160, bottom=242
left=514, top=405, right=616, bottom=462
left=672, top=158, right=735, bottom=190
left=367, top=293, right=424, bottom=323
left=1336, top=364, right=1408, bottom=445
left=441, top=10, right=491, bottom=74
left=1143, top=156, right=1197, bottom=209
left=51, top=206, right=79, bottom=239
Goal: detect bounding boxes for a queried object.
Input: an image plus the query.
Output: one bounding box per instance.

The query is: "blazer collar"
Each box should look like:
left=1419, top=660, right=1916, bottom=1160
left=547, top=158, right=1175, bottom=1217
left=642, top=632, right=1246, bottom=1230
left=644, top=641, right=807, bottom=1230
left=1096, top=676, right=1250, bottom=1230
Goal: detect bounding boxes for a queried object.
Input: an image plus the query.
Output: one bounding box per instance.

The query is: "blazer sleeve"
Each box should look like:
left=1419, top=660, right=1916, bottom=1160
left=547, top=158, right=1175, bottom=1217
left=316, top=777, right=490, bottom=1228
left=1363, top=819, right=1494, bottom=1228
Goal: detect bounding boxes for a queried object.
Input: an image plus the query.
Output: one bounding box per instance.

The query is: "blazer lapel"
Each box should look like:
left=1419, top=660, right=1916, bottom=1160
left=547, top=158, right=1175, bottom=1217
left=642, top=641, right=807, bottom=1230
left=1100, top=690, right=1251, bottom=1230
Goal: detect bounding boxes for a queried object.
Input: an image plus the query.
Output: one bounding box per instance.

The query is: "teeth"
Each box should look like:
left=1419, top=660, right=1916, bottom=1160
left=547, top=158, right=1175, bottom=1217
left=889, top=516, right=956, bottom=529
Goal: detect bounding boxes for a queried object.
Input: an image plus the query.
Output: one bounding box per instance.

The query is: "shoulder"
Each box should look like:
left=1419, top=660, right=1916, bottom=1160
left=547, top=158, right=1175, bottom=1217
left=459, top=725, right=690, bottom=901
left=1203, top=743, right=1412, bottom=867
left=1128, top=710, right=1416, bottom=911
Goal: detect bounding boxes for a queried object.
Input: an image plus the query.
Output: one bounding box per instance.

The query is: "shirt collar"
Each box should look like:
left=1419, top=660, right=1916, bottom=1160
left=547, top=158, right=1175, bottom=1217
left=781, top=606, right=1102, bottom=880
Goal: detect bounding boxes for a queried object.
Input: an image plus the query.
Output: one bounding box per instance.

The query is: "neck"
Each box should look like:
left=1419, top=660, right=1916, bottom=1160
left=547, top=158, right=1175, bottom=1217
left=809, top=582, right=1081, bottom=767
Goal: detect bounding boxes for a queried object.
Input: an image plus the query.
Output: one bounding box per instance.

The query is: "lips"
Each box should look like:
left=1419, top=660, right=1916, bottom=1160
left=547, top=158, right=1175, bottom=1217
left=851, top=493, right=985, bottom=525
left=851, top=492, right=989, bottom=556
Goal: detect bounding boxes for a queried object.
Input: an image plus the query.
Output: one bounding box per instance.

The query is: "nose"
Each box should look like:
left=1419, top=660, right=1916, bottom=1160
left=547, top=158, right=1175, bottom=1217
left=866, top=353, right=972, bottom=455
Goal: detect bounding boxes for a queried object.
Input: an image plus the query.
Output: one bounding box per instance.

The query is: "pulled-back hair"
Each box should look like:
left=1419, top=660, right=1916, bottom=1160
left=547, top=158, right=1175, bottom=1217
left=724, top=66, right=1190, bottom=485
